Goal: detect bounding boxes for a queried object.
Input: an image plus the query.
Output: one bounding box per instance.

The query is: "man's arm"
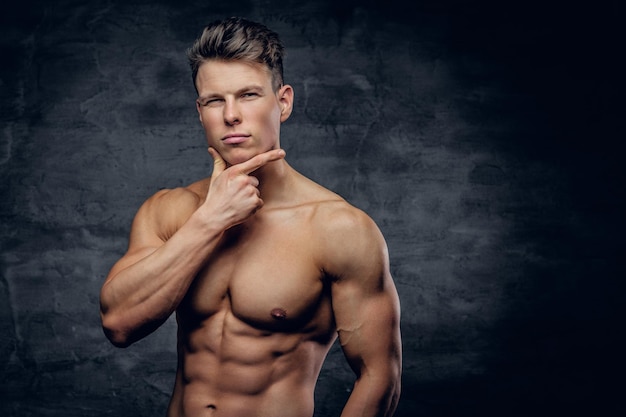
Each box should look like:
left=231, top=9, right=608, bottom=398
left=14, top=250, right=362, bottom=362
left=99, top=148, right=285, bottom=347
left=327, top=208, right=402, bottom=417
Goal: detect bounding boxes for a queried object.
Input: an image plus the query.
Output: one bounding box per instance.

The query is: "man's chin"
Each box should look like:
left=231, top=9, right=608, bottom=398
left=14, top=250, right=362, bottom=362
left=221, top=146, right=275, bottom=167
left=221, top=148, right=257, bottom=167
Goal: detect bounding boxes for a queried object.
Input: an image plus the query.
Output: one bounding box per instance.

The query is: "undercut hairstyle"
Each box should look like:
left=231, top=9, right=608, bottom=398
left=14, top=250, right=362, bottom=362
left=187, top=17, right=285, bottom=92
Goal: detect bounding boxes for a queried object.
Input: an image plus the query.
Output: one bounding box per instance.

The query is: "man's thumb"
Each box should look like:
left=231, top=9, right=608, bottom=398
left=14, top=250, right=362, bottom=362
left=208, top=147, right=226, bottom=178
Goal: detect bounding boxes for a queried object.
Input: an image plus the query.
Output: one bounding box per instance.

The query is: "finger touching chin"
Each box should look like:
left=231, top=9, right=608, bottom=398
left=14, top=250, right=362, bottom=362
left=219, top=148, right=257, bottom=166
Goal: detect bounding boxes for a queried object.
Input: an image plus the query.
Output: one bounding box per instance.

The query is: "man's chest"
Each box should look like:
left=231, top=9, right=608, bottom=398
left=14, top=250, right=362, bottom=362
left=180, top=215, right=330, bottom=330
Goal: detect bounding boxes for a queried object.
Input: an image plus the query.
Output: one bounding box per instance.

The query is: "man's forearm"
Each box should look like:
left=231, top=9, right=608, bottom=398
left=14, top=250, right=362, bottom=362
left=100, top=212, right=224, bottom=347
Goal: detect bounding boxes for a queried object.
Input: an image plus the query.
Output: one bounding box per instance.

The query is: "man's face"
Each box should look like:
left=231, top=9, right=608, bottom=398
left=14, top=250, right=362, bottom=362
left=195, top=60, right=293, bottom=166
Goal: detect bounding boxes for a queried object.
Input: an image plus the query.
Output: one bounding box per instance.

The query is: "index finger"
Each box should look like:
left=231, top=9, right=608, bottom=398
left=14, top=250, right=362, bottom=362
left=234, top=149, right=286, bottom=175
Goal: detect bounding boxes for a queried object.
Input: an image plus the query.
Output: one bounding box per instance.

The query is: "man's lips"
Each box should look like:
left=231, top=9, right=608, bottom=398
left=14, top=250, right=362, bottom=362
left=222, top=133, right=250, bottom=145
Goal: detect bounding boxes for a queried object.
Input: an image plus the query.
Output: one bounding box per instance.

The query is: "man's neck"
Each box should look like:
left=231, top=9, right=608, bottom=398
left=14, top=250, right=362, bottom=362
left=253, top=159, right=295, bottom=206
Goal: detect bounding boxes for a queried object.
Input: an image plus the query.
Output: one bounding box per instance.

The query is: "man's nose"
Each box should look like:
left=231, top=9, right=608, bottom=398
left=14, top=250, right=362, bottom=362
left=223, top=100, right=241, bottom=125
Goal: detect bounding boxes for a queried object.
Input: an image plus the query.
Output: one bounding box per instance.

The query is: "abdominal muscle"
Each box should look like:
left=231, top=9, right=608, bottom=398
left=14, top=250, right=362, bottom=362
left=167, top=306, right=335, bottom=417
left=164, top=195, right=341, bottom=416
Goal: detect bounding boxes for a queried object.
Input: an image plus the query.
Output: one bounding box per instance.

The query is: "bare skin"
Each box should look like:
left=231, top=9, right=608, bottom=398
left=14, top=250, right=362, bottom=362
left=100, top=60, right=401, bottom=417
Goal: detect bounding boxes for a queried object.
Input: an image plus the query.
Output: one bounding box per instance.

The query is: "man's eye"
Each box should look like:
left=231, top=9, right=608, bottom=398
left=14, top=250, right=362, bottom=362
left=202, top=99, right=222, bottom=106
left=242, top=92, right=258, bottom=98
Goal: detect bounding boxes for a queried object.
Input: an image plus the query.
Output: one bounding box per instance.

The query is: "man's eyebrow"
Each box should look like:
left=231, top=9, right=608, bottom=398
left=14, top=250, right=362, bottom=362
left=195, top=94, right=216, bottom=105
left=237, top=85, right=265, bottom=94
left=197, top=91, right=221, bottom=100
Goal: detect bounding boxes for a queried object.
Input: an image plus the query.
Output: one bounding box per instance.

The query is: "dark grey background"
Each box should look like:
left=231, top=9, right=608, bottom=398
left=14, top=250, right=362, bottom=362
left=1, top=0, right=624, bottom=416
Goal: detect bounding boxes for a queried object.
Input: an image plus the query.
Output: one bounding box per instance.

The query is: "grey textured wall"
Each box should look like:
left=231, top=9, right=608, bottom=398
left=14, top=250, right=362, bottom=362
left=1, top=0, right=624, bottom=416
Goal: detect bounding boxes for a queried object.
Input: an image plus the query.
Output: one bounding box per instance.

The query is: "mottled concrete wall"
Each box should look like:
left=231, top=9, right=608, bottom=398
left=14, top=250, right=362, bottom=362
left=1, top=0, right=624, bottom=416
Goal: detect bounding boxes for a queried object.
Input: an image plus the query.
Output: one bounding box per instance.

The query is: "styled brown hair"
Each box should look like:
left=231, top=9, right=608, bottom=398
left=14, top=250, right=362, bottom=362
left=187, top=17, right=285, bottom=92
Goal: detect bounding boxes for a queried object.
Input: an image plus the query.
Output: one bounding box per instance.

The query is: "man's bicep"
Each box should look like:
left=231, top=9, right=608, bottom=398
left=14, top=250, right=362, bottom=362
left=333, top=274, right=401, bottom=374
left=331, top=235, right=400, bottom=372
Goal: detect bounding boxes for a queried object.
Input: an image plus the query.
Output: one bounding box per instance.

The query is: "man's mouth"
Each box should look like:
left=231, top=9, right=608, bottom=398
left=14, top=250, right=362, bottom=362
left=222, top=133, right=250, bottom=145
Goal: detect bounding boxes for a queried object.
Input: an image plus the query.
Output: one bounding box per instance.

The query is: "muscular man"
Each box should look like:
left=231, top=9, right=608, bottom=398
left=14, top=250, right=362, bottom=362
left=100, top=17, right=401, bottom=417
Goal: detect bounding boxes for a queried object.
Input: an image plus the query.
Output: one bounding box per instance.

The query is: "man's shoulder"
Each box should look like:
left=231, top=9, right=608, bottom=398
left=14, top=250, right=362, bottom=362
left=290, top=176, right=361, bottom=220
left=136, top=178, right=208, bottom=225
left=318, top=200, right=380, bottom=243
left=184, top=177, right=211, bottom=199
left=127, top=179, right=209, bottom=241
left=313, top=197, right=387, bottom=281
left=298, top=182, right=380, bottom=241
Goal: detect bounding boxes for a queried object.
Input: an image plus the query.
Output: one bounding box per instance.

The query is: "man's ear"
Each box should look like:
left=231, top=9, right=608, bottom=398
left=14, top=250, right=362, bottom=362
left=278, top=85, right=294, bottom=122
left=196, top=100, right=203, bottom=123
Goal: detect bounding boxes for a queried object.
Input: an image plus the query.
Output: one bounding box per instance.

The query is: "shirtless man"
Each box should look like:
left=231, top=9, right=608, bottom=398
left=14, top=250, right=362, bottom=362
left=100, top=17, right=401, bottom=417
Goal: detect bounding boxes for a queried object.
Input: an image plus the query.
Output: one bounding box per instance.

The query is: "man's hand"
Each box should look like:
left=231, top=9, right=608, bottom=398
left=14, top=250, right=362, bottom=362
left=203, top=147, right=285, bottom=228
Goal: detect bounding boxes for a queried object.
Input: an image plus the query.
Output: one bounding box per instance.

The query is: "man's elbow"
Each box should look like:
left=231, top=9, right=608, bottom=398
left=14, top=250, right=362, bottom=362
left=363, top=365, right=402, bottom=412
left=100, top=312, right=134, bottom=348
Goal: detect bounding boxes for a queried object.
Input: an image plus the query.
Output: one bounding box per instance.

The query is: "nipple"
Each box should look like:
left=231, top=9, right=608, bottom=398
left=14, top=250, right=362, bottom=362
left=270, top=308, right=287, bottom=320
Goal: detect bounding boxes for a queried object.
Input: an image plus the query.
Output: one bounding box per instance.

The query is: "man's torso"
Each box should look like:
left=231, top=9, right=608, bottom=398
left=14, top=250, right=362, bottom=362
left=166, top=173, right=348, bottom=417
